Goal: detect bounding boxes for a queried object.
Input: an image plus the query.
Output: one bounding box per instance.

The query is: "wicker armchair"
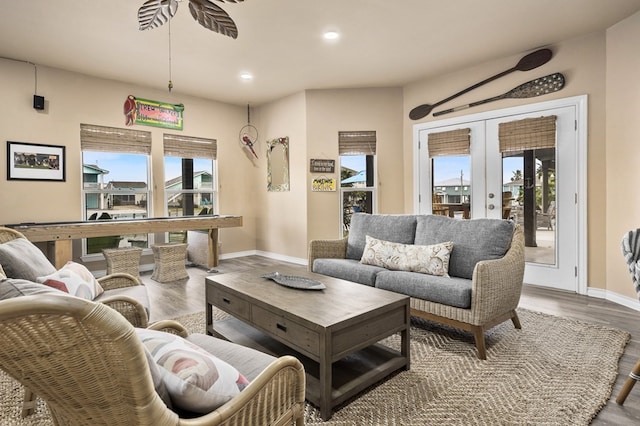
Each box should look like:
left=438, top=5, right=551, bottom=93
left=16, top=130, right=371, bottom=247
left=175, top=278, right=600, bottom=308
left=0, top=294, right=306, bottom=425
left=0, top=226, right=149, bottom=328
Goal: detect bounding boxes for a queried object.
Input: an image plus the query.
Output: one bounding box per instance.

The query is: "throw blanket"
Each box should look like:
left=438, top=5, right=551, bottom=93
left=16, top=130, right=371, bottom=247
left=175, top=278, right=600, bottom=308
left=622, top=229, right=640, bottom=299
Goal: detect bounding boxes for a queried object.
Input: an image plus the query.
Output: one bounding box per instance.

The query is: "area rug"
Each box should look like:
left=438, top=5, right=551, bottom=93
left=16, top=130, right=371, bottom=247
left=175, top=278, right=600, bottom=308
left=0, top=308, right=629, bottom=426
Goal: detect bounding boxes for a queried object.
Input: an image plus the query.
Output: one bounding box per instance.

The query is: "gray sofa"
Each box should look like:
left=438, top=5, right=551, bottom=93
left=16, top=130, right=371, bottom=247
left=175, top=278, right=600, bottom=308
left=308, top=213, right=525, bottom=359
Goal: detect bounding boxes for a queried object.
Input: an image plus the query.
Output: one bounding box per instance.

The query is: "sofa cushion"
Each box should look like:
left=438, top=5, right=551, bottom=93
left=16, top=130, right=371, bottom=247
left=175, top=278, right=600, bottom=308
left=136, top=328, right=249, bottom=414
left=360, top=236, right=453, bottom=277
left=375, top=270, right=473, bottom=309
left=346, top=214, right=417, bottom=260
left=414, top=215, right=514, bottom=280
left=187, top=333, right=276, bottom=382
left=0, top=238, right=56, bottom=281
left=0, top=278, right=62, bottom=300
left=95, top=284, right=151, bottom=316
left=312, top=258, right=386, bottom=287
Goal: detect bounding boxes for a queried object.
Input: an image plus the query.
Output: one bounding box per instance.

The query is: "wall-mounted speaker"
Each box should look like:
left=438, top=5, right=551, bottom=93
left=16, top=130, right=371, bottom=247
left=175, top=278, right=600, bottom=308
left=33, top=95, right=45, bottom=110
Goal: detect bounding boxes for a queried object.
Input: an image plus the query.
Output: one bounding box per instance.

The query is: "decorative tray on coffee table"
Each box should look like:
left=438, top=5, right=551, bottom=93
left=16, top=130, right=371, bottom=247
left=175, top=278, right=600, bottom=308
left=261, top=272, right=326, bottom=290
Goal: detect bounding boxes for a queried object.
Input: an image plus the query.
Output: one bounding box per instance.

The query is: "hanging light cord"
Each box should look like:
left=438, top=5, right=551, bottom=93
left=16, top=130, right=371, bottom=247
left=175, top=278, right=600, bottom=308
left=168, top=17, right=173, bottom=92
left=247, top=104, right=251, bottom=124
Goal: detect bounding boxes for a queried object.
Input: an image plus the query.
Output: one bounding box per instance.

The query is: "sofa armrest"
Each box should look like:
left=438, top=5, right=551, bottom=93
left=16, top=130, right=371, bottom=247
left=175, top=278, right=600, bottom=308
left=307, top=238, right=348, bottom=271
left=147, top=319, right=189, bottom=338
left=98, top=272, right=142, bottom=291
left=469, top=224, right=525, bottom=324
left=180, top=355, right=306, bottom=426
left=98, top=294, right=149, bottom=328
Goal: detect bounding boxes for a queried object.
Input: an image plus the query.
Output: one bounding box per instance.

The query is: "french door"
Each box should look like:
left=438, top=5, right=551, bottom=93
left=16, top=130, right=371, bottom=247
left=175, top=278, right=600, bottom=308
left=415, top=98, right=585, bottom=293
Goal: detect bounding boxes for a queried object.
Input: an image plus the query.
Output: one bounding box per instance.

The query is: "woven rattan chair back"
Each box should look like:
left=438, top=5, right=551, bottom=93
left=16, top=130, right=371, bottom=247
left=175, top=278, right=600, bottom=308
left=0, top=295, right=307, bottom=426
left=0, top=295, right=177, bottom=426
left=0, top=227, right=25, bottom=244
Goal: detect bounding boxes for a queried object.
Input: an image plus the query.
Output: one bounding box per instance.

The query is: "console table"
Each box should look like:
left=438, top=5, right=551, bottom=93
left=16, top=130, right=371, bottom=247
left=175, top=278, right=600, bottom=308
left=6, top=215, right=242, bottom=269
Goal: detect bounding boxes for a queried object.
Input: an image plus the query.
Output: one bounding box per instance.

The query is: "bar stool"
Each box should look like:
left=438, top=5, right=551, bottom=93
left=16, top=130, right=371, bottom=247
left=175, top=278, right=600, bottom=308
left=150, top=243, right=189, bottom=283
left=102, top=247, right=143, bottom=280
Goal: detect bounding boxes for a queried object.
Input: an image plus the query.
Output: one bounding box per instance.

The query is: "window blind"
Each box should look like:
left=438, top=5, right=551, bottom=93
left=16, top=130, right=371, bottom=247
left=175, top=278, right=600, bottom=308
left=338, top=131, right=376, bottom=155
left=427, top=128, right=470, bottom=157
left=499, top=115, right=557, bottom=153
left=163, top=134, right=217, bottom=159
left=80, top=124, right=151, bottom=154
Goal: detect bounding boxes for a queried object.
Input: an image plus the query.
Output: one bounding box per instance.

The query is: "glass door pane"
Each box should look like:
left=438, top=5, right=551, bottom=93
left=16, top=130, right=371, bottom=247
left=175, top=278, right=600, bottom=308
left=431, top=156, right=471, bottom=219
left=502, top=150, right=556, bottom=265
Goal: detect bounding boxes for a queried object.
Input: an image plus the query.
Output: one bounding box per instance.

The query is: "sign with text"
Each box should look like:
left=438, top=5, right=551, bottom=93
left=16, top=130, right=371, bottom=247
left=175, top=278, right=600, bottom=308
left=124, top=95, right=184, bottom=130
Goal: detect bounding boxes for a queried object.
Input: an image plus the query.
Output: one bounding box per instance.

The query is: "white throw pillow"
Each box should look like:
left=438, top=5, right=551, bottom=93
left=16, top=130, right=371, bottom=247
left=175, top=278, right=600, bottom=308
left=136, top=328, right=249, bottom=414
left=36, top=261, right=104, bottom=300
left=360, top=235, right=454, bottom=277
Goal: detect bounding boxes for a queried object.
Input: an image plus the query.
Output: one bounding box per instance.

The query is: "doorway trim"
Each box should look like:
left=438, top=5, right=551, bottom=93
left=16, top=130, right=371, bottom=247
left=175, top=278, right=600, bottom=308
left=412, top=95, right=588, bottom=294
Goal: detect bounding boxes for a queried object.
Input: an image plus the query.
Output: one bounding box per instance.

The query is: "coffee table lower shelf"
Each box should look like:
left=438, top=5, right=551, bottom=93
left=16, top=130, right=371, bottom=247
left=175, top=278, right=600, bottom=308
left=207, top=317, right=408, bottom=415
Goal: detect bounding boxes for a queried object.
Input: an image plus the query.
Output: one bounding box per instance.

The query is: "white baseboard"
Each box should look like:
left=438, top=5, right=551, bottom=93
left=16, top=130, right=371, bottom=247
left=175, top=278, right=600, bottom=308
left=587, top=287, right=640, bottom=311
left=220, top=250, right=307, bottom=266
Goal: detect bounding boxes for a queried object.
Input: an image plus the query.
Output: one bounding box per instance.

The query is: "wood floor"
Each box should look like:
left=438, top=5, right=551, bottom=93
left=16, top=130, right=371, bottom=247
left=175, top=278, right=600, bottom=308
left=140, top=255, right=640, bottom=425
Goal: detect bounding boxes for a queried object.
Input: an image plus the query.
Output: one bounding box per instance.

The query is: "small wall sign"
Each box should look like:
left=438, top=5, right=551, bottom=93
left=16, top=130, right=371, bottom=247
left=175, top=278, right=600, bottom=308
left=311, top=177, right=336, bottom=192
left=310, top=159, right=335, bottom=173
left=124, top=95, right=184, bottom=130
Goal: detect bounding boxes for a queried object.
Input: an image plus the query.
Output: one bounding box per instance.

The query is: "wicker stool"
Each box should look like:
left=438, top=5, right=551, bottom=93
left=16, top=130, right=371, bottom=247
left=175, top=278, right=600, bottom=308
left=102, top=247, right=143, bottom=279
left=151, top=243, right=189, bottom=283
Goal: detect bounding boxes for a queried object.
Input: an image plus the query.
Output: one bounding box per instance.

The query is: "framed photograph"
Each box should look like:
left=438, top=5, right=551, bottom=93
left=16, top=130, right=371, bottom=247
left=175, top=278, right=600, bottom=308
left=7, top=141, right=66, bottom=181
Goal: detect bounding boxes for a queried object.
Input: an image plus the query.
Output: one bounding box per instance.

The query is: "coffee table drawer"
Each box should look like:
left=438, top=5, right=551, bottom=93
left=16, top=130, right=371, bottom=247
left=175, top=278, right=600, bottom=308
left=211, top=288, right=250, bottom=321
left=252, top=305, right=319, bottom=355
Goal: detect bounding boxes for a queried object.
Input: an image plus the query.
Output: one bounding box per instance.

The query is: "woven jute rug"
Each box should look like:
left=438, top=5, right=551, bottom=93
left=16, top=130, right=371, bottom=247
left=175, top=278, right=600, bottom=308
left=0, top=308, right=629, bottom=426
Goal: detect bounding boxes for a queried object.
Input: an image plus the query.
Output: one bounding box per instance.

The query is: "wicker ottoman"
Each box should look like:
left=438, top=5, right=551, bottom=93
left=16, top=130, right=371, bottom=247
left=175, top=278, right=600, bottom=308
left=102, top=247, right=143, bottom=279
left=151, top=243, right=189, bottom=283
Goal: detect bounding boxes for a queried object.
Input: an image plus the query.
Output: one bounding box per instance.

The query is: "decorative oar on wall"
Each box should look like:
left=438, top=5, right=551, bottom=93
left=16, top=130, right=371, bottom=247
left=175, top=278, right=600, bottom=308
left=432, top=72, right=565, bottom=117
left=408, top=48, right=553, bottom=120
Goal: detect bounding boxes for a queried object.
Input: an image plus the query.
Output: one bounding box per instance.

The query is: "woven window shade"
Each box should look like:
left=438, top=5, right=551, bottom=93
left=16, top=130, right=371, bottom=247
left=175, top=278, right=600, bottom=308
left=499, top=115, right=557, bottom=153
left=338, top=131, right=376, bottom=155
left=163, top=134, right=217, bottom=159
left=80, top=124, right=151, bottom=154
left=427, top=128, right=470, bottom=157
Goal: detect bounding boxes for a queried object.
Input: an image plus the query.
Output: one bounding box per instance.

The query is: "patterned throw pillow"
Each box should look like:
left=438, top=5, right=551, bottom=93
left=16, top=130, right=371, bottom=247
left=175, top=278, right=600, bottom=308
left=360, top=235, right=454, bottom=277
left=136, top=328, right=249, bottom=414
left=36, top=261, right=104, bottom=300
left=0, top=264, right=5, bottom=280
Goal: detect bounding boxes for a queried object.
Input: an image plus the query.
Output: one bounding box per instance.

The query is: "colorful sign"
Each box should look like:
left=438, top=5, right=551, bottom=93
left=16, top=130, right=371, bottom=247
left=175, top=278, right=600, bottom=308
left=124, top=95, right=184, bottom=130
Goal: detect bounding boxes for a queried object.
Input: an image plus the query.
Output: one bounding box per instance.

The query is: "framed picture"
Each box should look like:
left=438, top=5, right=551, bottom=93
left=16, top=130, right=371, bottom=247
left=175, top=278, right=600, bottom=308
left=7, top=141, right=66, bottom=181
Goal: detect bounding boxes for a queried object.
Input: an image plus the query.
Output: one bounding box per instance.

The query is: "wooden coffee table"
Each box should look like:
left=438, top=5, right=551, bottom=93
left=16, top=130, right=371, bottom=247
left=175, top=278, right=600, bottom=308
left=205, top=265, right=410, bottom=420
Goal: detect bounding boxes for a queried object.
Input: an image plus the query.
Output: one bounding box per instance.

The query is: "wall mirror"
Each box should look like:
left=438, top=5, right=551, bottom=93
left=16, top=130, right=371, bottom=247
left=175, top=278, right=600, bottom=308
left=267, top=136, right=289, bottom=191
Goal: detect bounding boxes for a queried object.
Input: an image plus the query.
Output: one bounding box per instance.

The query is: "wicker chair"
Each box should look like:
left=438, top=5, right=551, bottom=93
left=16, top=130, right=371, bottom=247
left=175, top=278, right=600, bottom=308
left=617, top=228, right=640, bottom=405
left=0, top=227, right=149, bottom=328
left=0, top=294, right=306, bottom=425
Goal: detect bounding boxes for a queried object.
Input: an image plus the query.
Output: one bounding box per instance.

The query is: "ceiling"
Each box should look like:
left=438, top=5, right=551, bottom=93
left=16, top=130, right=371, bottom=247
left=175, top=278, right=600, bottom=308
left=2, top=0, right=640, bottom=106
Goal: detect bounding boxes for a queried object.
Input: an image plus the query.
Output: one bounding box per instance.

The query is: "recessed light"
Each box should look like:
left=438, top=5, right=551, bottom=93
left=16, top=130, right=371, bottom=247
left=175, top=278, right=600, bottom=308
left=240, top=72, right=253, bottom=81
left=323, top=31, right=340, bottom=40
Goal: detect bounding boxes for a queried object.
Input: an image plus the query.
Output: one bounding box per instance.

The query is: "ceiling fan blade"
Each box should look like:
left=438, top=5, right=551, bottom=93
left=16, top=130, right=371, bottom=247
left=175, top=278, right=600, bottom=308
left=188, top=0, right=239, bottom=39
left=138, top=0, right=179, bottom=30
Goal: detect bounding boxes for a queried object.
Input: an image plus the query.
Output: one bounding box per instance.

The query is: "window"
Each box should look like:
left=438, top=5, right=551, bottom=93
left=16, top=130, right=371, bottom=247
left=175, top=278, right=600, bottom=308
left=163, top=133, right=217, bottom=242
left=339, top=130, right=376, bottom=235
left=81, top=124, right=152, bottom=254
